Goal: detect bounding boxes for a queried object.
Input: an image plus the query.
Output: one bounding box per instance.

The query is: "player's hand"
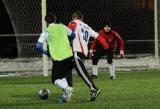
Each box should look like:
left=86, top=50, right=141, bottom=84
left=36, top=42, right=48, bottom=56
left=42, top=50, right=49, bottom=55
left=89, top=49, right=94, bottom=59
left=119, top=50, right=124, bottom=59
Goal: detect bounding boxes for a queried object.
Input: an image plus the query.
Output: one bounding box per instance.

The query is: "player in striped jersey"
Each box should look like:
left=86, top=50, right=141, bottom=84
left=68, top=11, right=109, bottom=101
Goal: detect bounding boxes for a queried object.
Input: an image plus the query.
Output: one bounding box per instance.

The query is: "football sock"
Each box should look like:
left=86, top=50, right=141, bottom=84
left=61, top=78, right=68, bottom=86
left=108, top=63, right=115, bottom=77
left=92, top=65, right=98, bottom=76
left=55, top=78, right=68, bottom=89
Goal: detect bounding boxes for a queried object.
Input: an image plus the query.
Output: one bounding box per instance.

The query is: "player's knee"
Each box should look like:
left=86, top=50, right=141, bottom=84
left=92, top=62, right=98, bottom=65
left=108, top=60, right=113, bottom=64
left=92, top=59, right=99, bottom=65
left=93, top=63, right=98, bottom=65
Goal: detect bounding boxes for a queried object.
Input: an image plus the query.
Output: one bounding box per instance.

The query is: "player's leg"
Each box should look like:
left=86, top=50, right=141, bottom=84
left=51, top=60, right=66, bottom=87
left=65, top=57, right=74, bottom=87
left=74, top=52, right=101, bottom=101
left=91, top=51, right=99, bottom=79
left=62, top=57, right=74, bottom=102
left=65, top=70, right=73, bottom=87
left=64, top=57, right=74, bottom=97
left=106, top=49, right=115, bottom=80
left=51, top=59, right=72, bottom=102
left=52, top=58, right=73, bottom=87
left=91, top=48, right=105, bottom=79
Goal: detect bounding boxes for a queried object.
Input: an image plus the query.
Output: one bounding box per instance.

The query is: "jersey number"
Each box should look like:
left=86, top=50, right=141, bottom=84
left=81, top=28, right=89, bottom=42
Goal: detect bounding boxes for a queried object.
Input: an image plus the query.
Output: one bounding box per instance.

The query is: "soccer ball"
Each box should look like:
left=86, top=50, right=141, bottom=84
left=38, top=88, right=50, bottom=100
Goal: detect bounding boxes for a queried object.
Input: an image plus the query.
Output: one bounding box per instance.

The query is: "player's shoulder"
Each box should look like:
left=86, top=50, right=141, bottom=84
left=98, top=29, right=105, bottom=34
left=56, top=23, right=65, bottom=28
left=69, top=20, right=77, bottom=26
left=111, top=30, right=121, bottom=37
left=111, top=30, right=118, bottom=34
left=99, top=29, right=104, bottom=33
left=78, top=20, right=91, bottom=29
left=68, top=20, right=78, bottom=30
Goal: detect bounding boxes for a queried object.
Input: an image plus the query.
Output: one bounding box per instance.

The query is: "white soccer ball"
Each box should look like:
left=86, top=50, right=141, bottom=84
left=38, top=88, right=50, bottom=100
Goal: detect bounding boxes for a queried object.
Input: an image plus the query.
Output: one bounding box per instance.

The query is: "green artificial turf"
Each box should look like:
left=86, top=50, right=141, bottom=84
left=0, top=70, right=160, bottom=109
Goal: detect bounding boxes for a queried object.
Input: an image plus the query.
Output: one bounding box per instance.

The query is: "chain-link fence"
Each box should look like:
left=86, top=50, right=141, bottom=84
left=1, top=0, right=158, bottom=57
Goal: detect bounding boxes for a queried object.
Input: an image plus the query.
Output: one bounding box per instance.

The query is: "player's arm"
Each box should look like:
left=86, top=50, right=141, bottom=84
left=36, top=32, right=48, bottom=55
left=68, top=21, right=77, bottom=31
left=90, top=28, right=109, bottom=49
left=96, top=35, right=109, bottom=49
left=89, top=39, right=98, bottom=58
left=90, top=39, right=98, bottom=50
left=89, top=28, right=109, bottom=58
left=64, top=25, right=76, bottom=40
left=90, top=35, right=109, bottom=58
left=114, top=31, right=124, bottom=58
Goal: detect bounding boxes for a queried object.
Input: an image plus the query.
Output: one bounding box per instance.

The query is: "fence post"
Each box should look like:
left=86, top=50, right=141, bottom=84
left=42, top=0, right=48, bottom=76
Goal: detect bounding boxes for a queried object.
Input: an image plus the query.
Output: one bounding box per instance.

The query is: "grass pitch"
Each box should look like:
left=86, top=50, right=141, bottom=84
left=0, top=70, right=160, bottom=109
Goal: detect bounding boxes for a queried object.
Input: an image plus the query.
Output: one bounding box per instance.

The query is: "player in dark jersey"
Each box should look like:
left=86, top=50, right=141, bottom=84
left=89, top=22, right=124, bottom=80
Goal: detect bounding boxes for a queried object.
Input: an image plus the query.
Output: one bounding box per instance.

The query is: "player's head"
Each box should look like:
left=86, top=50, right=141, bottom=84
left=45, top=13, right=57, bottom=24
left=103, top=21, right=111, bottom=32
left=72, top=11, right=83, bottom=21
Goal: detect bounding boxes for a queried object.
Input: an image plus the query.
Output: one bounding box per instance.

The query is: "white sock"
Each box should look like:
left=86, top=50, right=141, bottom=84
left=54, top=78, right=68, bottom=89
left=108, top=63, right=115, bottom=77
left=92, top=65, right=98, bottom=76
left=61, top=78, right=68, bottom=86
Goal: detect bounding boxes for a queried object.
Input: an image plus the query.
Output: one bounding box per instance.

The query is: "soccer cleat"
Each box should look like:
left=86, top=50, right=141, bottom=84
left=110, top=76, right=115, bottom=80
left=90, top=75, right=98, bottom=79
left=61, top=87, right=73, bottom=102
left=58, top=96, right=67, bottom=103
left=89, top=89, right=101, bottom=101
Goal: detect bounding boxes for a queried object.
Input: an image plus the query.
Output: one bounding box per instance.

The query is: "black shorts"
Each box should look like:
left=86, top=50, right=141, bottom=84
left=51, top=56, right=74, bottom=83
left=92, top=48, right=114, bottom=65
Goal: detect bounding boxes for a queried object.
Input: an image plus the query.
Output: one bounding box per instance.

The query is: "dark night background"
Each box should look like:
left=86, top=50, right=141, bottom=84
left=0, top=0, right=157, bottom=58
left=0, top=1, right=17, bottom=58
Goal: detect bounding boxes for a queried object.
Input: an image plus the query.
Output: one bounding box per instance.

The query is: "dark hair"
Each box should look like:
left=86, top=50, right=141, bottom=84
left=45, top=13, right=57, bottom=23
left=103, top=20, right=112, bottom=27
left=72, top=11, right=83, bottom=19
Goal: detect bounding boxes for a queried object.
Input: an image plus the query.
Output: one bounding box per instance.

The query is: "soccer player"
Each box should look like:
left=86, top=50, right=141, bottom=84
left=36, top=13, right=75, bottom=102
left=89, top=22, right=124, bottom=80
left=68, top=11, right=109, bottom=101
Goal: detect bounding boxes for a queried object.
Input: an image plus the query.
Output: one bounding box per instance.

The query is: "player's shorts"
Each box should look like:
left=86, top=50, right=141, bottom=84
left=51, top=56, right=74, bottom=83
left=92, top=48, right=114, bottom=65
